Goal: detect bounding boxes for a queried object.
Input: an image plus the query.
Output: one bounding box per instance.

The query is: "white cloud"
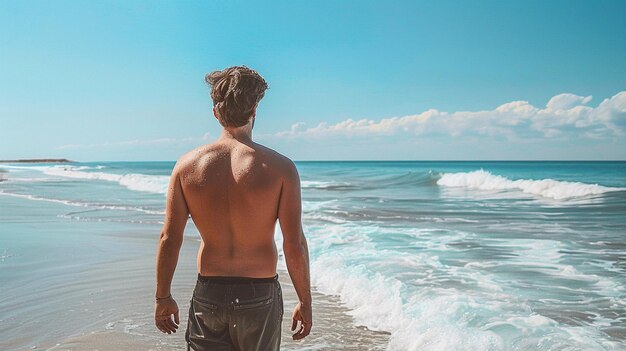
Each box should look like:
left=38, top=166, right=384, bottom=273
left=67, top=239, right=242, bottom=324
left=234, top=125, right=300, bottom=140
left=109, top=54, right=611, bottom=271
left=274, top=91, right=626, bottom=140
left=56, top=132, right=212, bottom=150
left=546, top=93, right=593, bottom=110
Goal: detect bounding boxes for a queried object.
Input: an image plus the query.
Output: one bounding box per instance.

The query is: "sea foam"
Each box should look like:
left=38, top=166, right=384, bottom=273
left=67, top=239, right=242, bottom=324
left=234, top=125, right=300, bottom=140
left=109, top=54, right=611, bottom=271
left=437, top=169, right=625, bottom=200
left=304, top=223, right=625, bottom=350
left=36, top=165, right=169, bottom=194
left=310, top=247, right=506, bottom=351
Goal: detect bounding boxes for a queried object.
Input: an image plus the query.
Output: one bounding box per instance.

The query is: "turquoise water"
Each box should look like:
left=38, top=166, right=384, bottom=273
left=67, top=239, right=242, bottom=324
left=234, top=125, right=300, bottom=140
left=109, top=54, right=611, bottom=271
left=1, top=161, right=625, bottom=350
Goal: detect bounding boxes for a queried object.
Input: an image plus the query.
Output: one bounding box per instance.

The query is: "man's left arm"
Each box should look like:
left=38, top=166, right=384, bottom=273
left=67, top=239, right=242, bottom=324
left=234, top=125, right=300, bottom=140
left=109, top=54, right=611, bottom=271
left=155, top=160, right=190, bottom=334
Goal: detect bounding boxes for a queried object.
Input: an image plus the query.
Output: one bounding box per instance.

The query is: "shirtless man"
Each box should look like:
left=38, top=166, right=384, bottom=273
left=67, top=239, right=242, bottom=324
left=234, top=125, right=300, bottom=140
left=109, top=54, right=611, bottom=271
left=154, top=66, right=312, bottom=350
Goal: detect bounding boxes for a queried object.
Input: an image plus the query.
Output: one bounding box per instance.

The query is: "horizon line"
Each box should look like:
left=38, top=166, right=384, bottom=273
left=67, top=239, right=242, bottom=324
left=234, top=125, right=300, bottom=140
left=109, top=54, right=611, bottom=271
left=3, top=159, right=626, bottom=164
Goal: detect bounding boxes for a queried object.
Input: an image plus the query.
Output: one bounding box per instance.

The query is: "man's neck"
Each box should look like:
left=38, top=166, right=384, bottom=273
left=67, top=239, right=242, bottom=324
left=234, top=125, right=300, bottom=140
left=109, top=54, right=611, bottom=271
left=219, top=127, right=253, bottom=143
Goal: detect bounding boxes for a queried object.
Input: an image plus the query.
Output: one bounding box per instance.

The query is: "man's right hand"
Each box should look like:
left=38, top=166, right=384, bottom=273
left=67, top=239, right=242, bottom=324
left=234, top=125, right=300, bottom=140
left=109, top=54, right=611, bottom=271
left=291, top=301, right=312, bottom=340
left=154, top=296, right=180, bottom=334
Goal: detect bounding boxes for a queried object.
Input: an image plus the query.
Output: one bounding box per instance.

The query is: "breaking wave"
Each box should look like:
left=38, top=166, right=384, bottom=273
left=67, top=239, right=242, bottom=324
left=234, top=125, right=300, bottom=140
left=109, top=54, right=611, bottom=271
left=36, top=165, right=169, bottom=194
left=437, top=169, right=625, bottom=200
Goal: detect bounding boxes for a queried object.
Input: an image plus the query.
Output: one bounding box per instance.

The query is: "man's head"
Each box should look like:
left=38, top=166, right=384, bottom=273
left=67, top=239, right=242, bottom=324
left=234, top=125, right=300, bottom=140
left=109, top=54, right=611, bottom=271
left=205, top=65, right=269, bottom=128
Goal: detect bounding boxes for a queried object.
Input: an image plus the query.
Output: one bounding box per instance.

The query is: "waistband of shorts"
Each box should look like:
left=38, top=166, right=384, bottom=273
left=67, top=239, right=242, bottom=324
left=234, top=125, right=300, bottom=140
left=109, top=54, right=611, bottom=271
left=196, top=273, right=279, bottom=284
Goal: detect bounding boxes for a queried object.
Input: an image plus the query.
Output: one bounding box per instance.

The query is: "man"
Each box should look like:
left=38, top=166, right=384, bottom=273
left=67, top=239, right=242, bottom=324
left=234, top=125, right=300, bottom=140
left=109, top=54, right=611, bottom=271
left=154, top=65, right=312, bottom=351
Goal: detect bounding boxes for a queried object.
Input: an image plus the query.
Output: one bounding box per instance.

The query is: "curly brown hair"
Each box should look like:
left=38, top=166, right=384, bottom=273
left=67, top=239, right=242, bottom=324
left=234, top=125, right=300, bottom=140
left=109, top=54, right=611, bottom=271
left=205, top=65, right=269, bottom=128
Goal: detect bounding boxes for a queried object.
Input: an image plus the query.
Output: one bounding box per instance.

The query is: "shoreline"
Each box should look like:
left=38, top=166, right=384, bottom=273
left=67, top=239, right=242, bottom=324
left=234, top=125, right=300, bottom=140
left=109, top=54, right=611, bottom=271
left=48, top=264, right=391, bottom=351
left=46, top=232, right=391, bottom=351
left=0, top=192, right=389, bottom=350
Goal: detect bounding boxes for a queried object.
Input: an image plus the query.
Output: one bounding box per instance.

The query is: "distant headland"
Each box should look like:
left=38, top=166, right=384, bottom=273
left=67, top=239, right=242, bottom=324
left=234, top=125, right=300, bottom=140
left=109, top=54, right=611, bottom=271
left=0, top=158, right=74, bottom=163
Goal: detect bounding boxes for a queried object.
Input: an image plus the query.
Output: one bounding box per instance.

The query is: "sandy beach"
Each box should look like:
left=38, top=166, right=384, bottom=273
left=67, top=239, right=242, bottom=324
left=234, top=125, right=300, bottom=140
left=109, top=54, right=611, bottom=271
left=43, top=236, right=388, bottom=351
left=45, top=233, right=390, bottom=351
left=0, top=188, right=389, bottom=351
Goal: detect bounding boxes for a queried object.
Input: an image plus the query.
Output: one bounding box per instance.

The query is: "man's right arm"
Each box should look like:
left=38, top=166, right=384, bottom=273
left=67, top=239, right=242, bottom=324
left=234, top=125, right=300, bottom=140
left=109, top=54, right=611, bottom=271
left=278, top=160, right=312, bottom=340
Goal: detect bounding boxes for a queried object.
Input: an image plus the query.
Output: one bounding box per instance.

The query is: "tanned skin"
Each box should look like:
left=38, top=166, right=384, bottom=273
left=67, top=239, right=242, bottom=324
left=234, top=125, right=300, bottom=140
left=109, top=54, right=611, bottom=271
left=155, top=107, right=312, bottom=340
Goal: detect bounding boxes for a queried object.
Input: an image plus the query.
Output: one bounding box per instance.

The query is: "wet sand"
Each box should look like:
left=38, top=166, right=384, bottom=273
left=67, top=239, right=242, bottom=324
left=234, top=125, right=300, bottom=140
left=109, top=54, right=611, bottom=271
left=48, top=275, right=390, bottom=351
left=39, top=230, right=390, bottom=351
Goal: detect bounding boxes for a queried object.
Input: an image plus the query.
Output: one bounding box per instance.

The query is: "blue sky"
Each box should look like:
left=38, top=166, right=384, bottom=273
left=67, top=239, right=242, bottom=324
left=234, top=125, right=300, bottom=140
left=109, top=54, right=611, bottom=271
left=1, top=0, right=625, bottom=161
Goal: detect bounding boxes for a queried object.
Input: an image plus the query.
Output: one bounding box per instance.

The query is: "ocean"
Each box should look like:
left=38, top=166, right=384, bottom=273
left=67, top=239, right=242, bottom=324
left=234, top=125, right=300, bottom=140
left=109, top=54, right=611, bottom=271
left=1, top=161, right=625, bottom=350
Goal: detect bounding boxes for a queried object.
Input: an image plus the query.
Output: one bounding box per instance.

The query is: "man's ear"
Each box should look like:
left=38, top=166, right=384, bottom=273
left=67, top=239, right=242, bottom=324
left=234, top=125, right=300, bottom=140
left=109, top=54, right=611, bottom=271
left=213, top=105, right=218, bottom=120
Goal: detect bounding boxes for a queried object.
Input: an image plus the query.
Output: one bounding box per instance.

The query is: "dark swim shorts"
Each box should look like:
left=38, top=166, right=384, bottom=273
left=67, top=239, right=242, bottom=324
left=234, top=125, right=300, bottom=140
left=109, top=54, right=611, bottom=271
left=185, top=273, right=283, bottom=351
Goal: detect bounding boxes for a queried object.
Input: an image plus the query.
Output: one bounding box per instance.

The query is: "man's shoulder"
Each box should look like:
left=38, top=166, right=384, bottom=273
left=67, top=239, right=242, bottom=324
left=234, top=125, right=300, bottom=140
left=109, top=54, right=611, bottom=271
left=253, top=142, right=297, bottom=174
left=174, top=142, right=296, bottom=178
left=173, top=145, right=212, bottom=172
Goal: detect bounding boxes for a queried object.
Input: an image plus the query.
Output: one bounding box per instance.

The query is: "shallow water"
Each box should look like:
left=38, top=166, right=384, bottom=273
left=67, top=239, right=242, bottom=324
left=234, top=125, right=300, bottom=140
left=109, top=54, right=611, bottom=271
left=1, top=161, right=625, bottom=350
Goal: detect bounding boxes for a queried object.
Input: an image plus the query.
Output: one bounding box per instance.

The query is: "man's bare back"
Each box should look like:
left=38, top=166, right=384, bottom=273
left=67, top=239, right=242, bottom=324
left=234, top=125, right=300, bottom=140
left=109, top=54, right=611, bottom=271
left=177, top=138, right=290, bottom=278
left=155, top=65, right=311, bottom=345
